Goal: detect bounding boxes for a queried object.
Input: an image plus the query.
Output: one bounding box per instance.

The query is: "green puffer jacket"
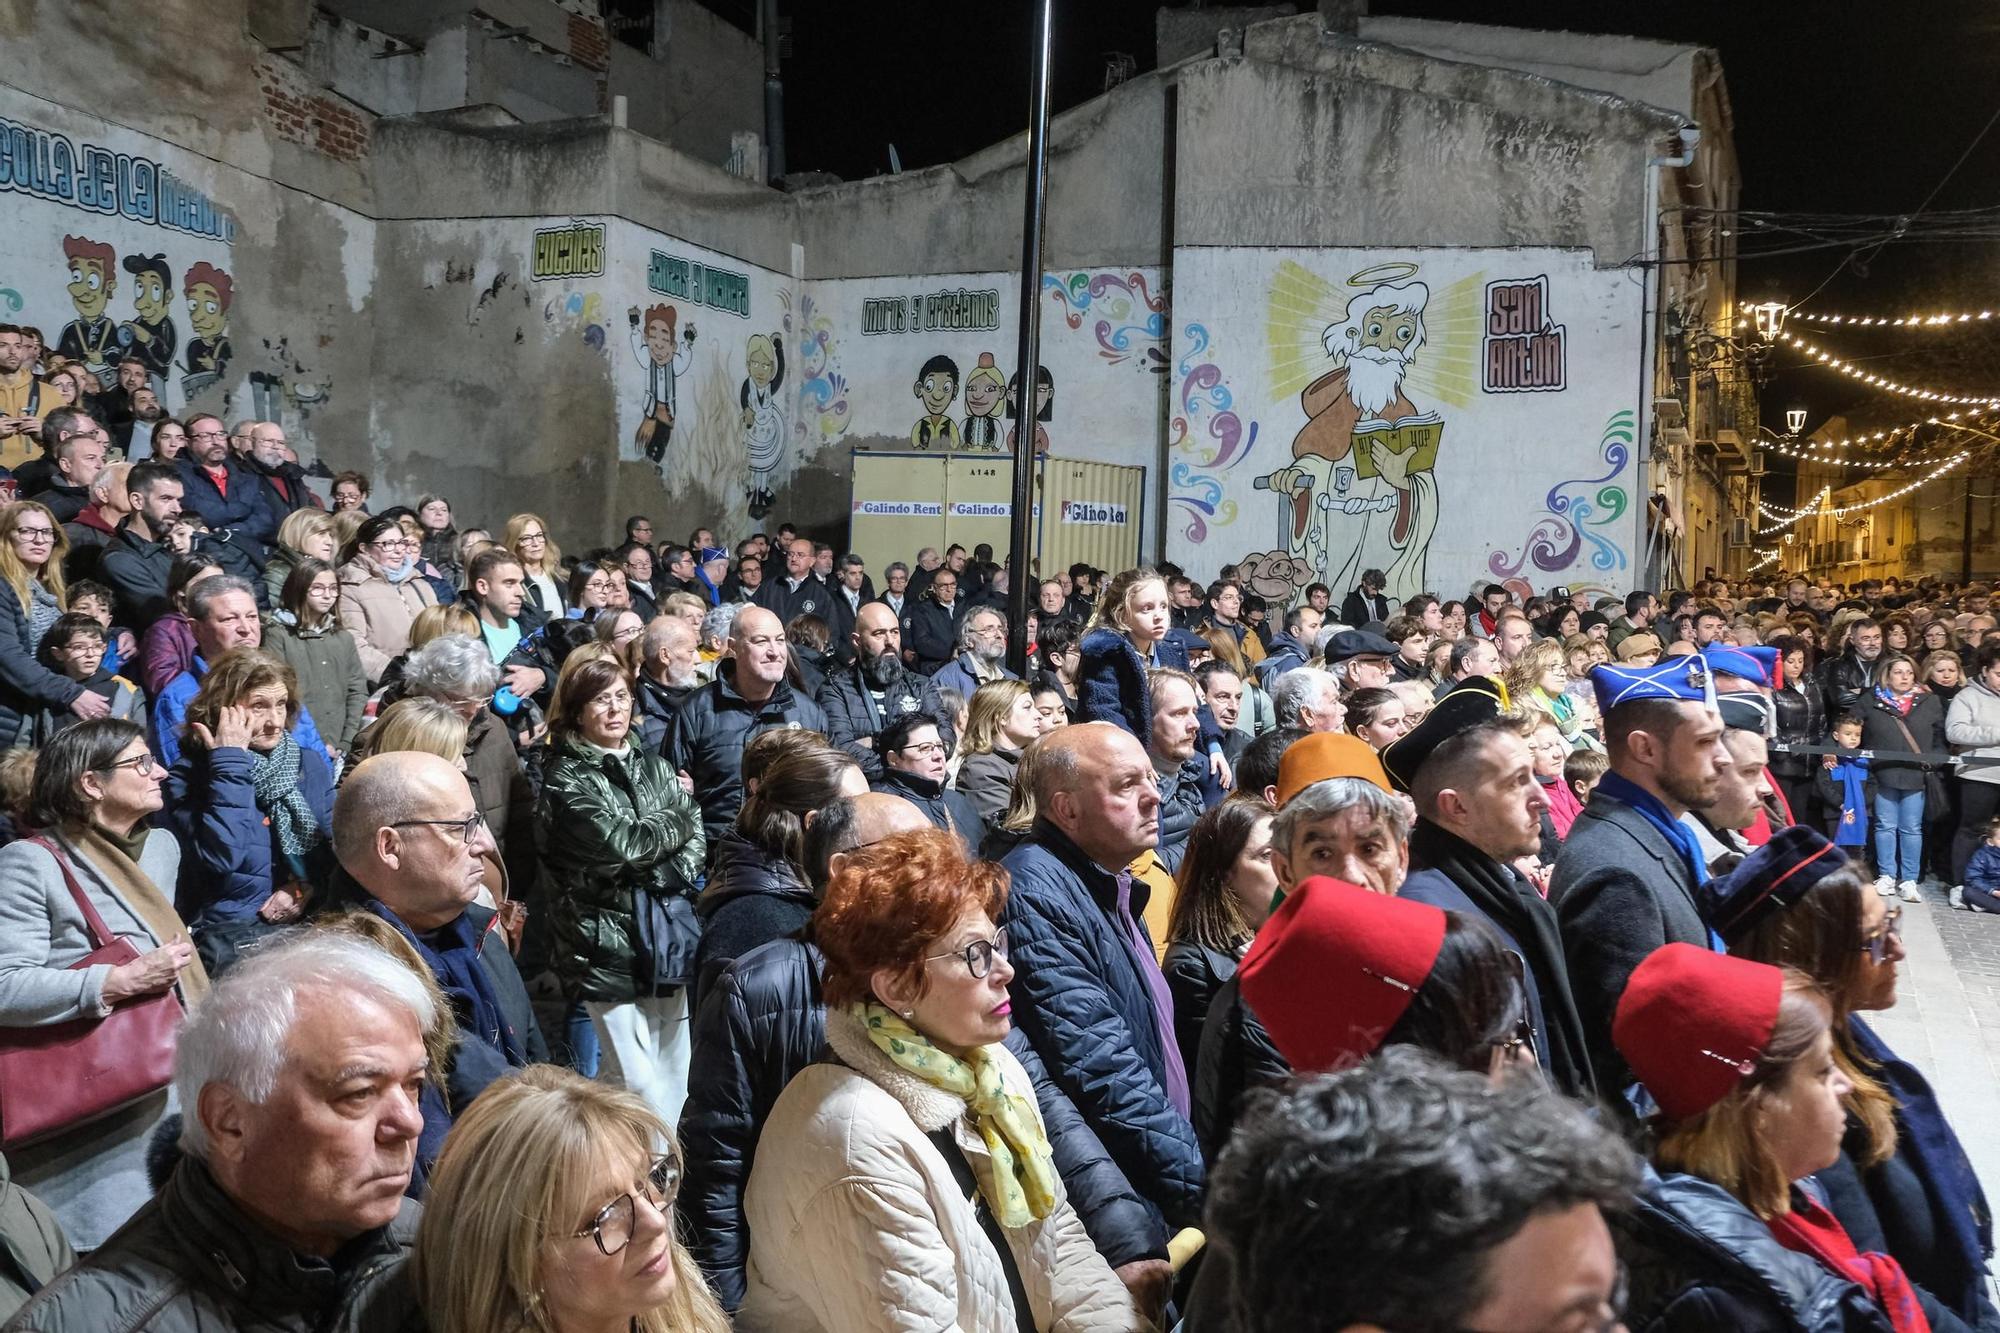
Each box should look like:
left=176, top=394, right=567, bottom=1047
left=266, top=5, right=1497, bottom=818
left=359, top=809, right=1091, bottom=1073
left=536, top=738, right=706, bottom=1003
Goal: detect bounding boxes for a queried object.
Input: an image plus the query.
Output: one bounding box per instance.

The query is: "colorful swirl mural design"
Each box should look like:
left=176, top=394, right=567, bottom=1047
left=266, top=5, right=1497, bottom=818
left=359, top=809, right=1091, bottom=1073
left=1488, top=409, right=1634, bottom=580
left=1044, top=270, right=1169, bottom=372
left=1167, top=322, right=1261, bottom=543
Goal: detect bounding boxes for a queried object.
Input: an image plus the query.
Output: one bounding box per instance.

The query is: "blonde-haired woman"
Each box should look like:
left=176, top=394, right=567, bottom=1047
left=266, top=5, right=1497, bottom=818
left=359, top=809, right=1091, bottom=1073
left=954, top=679, right=1041, bottom=828
left=506, top=513, right=568, bottom=618
left=263, top=506, right=337, bottom=607
left=349, top=695, right=470, bottom=768
left=414, top=1064, right=730, bottom=1333
left=1502, top=637, right=1587, bottom=750
left=0, top=500, right=106, bottom=746
left=1079, top=566, right=1227, bottom=784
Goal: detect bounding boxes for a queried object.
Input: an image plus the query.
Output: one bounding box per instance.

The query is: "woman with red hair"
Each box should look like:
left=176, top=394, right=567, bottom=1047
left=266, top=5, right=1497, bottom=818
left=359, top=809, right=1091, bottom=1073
left=738, top=828, right=1148, bottom=1332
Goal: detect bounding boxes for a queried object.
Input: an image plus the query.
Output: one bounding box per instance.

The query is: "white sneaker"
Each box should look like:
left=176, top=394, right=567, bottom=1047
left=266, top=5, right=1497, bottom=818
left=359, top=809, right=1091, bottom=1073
left=1873, top=876, right=1896, bottom=897
left=1898, top=880, right=1923, bottom=903
left=1951, top=885, right=1967, bottom=910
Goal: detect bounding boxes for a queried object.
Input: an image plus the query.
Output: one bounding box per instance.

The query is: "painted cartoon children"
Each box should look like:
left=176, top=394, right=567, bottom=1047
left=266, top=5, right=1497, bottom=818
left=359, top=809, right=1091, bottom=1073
left=910, top=353, right=960, bottom=449
left=740, top=332, right=786, bottom=518
left=960, top=352, right=1006, bottom=452
left=118, top=253, right=178, bottom=392
left=58, top=235, right=121, bottom=389
left=179, top=261, right=234, bottom=396
left=627, top=302, right=695, bottom=472
left=1006, top=365, right=1054, bottom=456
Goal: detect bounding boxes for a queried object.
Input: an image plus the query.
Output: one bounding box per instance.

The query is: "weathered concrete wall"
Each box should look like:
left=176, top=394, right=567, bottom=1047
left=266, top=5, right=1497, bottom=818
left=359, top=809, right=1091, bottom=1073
left=1358, top=16, right=1702, bottom=118
left=1157, top=4, right=1298, bottom=66
left=792, top=67, right=1174, bottom=279
left=1178, top=21, right=1681, bottom=265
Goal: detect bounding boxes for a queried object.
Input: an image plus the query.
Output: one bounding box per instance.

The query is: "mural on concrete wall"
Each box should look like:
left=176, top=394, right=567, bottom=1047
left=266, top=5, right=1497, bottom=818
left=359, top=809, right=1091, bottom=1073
left=819, top=267, right=1166, bottom=470
left=1, top=107, right=238, bottom=432
left=1166, top=247, right=1641, bottom=603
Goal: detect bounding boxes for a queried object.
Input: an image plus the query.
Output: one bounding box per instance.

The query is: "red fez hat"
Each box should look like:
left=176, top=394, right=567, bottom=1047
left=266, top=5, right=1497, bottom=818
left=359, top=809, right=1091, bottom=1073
left=1612, top=943, right=1784, bottom=1122
left=1238, top=876, right=1447, bottom=1074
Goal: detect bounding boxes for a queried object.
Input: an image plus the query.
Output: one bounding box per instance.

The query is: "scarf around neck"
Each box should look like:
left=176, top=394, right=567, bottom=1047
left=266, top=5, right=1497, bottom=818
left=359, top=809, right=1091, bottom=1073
left=1594, top=770, right=1710, bottom=890
left=1408, top=819, right=1596, bottom=1098
left=1875, top=686, right=1915, bottom=716
left=1766, top=1191, right=1931, bottom=1333
left=851, top=1001, right=1057, bottom=1228
left=59, top=826, right=210, bottom=1002
left=247, top=733, right=322, bottom=865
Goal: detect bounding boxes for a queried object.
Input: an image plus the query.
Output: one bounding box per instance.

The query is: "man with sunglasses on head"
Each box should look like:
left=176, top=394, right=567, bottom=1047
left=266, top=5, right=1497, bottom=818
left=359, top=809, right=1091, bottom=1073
left=321, top=751, right=546, bottom=1186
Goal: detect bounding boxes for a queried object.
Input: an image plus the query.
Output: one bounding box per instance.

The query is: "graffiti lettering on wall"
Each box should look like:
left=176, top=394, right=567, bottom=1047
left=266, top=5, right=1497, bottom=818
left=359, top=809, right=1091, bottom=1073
left=646, top=250, right=751, bottom=317
left=1483, top=276, right=1566, bottom=393
left=0, top=116, right=235, bottom=242
left=530, top=221, right=605, bottom=280
left=862, top=286, right=1001, bottom=337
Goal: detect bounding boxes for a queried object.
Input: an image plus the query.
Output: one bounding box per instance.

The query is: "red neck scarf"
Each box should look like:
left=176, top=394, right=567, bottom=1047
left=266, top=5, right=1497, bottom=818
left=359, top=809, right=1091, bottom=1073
left=1766, top=1193, right=1930, bottom=1333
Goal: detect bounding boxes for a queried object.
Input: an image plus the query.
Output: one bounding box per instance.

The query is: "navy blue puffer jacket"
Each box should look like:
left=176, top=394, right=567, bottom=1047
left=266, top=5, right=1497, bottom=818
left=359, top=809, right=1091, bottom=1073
left=998, top=821, right=1206, bottom=1228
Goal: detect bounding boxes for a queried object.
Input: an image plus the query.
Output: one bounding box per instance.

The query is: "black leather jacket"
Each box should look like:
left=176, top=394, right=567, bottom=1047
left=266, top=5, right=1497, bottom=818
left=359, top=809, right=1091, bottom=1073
left=5, top=1157, right=420, bottom=1332
left=1817, top=650, right=1879, bottom=723
left=1771, top=683, right=1827, bottom=779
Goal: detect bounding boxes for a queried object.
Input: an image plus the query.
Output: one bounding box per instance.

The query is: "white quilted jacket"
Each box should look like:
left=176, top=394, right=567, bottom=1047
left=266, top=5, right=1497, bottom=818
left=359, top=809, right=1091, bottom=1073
left=738, top=1009, right=1154, bottom=1333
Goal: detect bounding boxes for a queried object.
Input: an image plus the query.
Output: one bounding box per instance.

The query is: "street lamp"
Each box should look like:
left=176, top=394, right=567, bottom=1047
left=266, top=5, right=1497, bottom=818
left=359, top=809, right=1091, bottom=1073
left=1751, top=300, right=1789, bottom=343
left=1785, top=406, right=1808, bottom=436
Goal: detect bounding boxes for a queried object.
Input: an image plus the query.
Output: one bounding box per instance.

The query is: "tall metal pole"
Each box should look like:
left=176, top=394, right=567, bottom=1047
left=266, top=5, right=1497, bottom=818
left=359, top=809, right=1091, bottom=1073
left=1006, top=0, right=1055, bottom=677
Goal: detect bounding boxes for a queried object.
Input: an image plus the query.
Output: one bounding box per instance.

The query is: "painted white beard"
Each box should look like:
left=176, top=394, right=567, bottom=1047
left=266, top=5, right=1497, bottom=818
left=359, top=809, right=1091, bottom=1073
left=1345, top=349, right=1409, bottom=419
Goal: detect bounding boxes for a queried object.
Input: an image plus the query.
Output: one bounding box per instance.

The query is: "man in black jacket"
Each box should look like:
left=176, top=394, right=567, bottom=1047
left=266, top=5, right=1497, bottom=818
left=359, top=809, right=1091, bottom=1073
left=1339, top=567, right=1393, bottom=626
left=751, top=537, right=830, bottom=626
left=1816, top=616, right=1883, bottom=719
left=667, top=606, right=828, bottom=843
left=1551, top=663, right=1732, bottom=1095
left=679, top=792, right=1172, bottom=1316
left=98, top=460, right=184, bottom=627
left=818, top=602, right=952, bottom=778
left=243, top=422, right=312, bottom=532
left=1384, top=686, right=1597, bottom=1099
left=901, top=568, right=964, bottom=674
left=329, top=752, right=547, bottom=1139
left=7, top=931, right=426, bottom=1333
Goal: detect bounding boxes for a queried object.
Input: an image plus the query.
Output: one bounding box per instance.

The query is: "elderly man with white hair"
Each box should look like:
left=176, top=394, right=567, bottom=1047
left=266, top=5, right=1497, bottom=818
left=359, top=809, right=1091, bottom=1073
left=633, top=613, right=702, bottom=752
left=1270, top=666, right=1345, bottom=733
left=7, top=932, right=430, bottom=1331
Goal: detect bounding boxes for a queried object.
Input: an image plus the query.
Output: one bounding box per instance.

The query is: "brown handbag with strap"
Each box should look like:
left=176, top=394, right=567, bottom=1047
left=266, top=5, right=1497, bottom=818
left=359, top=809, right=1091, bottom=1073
left=0, top=838, right=184, bottom=1149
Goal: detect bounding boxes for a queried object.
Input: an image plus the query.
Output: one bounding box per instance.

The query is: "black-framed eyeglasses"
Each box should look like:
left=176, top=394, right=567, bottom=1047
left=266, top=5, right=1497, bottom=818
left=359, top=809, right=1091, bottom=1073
left=1860, top=905, right=1903, bottom=966
left=573, top=1153, right=682, bottom=1256
left=97, top=752, right=161, bottom=777
left=389, top=812, right=485, bottom=844
left=924, top=927, right=1008, bottom=980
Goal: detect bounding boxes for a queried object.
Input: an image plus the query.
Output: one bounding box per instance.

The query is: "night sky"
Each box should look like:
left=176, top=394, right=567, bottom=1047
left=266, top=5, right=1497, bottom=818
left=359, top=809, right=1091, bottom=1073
left=777, top=1, right=2000, bottom=489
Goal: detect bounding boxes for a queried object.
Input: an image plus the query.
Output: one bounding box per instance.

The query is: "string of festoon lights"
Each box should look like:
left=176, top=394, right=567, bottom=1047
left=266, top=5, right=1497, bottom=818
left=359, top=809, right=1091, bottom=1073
left=1761, top=408, right=2000, bottom=469
left=1778, top=332, right=2000, bottom=405
left=1754, top=451, right=1972, bottom=536
left=1794, top=308, right=1999, bottom=327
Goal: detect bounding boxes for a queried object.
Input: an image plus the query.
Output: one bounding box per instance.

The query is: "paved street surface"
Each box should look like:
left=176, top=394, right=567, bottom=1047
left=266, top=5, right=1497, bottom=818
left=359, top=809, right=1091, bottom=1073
left=1863, top=884, right=2000, bottom=1274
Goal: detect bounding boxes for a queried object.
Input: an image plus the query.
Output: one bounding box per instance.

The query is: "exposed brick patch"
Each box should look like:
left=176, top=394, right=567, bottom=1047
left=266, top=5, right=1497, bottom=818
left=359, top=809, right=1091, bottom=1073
left=254, top=54, right=375, bottom=164
left=567, top=13, right=609, bottom=71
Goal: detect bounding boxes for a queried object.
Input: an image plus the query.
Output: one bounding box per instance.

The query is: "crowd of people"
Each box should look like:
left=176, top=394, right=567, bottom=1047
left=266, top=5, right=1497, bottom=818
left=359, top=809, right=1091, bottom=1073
left=0, top=336, right=1998, bottom=1329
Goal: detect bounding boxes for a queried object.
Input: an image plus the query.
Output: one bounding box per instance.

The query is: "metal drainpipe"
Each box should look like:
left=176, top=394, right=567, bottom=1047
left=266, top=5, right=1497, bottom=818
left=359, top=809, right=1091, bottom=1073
left=762, top=0, right=785, bottom=183
left=1638, top=124, right=1700, bottom=587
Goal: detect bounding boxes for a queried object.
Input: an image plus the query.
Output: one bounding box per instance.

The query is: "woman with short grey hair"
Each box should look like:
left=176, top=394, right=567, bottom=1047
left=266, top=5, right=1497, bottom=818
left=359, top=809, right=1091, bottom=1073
left=0, top=719, right=198, bottom=1247
left=398, top=633, right=534, bottom=892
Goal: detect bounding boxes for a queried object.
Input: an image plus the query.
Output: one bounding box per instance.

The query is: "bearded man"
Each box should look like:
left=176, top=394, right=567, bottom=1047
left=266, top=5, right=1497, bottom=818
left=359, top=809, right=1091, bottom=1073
left=1259, top=278, right=1442, bottom=603
left=819, top=601, right=955, bottom=780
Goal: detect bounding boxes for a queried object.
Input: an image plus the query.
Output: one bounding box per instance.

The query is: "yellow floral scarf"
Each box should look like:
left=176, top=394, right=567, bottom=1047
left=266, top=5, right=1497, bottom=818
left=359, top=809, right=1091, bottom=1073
left=853, top=1001, right=1058, bottom=1228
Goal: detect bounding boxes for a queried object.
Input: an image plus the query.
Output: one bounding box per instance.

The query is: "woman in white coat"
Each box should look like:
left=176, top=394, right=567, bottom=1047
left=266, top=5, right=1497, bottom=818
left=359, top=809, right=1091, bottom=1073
left=739, top=827, right=1152, bottom=1333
